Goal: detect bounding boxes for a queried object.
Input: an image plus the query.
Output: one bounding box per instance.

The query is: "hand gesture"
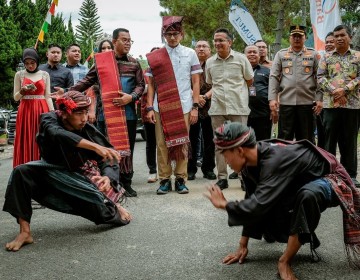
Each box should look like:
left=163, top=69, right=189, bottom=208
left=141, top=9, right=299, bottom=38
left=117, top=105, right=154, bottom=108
left=51, top=87, right=65, bottom=99
left=204, top=184, right=227, bottom=209
left=94, top=144, right=121, bottom=164
left=113, top=91, right=132, bottom=107
left=91, top=175, right=111, bottom=192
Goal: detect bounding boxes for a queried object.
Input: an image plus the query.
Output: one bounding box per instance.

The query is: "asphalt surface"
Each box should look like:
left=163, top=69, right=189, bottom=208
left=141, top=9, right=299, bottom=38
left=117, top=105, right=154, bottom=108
left=0, top=137, right=359, bottom=280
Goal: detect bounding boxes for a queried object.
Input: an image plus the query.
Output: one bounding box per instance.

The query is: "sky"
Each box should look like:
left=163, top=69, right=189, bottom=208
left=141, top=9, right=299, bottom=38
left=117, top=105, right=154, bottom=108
left=56, top=0, right=165, bottom=58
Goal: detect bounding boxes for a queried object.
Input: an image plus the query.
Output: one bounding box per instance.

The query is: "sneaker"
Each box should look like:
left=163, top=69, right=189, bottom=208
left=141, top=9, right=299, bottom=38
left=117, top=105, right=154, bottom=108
left=196, top=160, right=202, bottom=167
left=203, top=171, right=216, bottom=180
left=215, top=179, right=229, bottom=190
left=156, top=179, right=172, bottom=195
left=229, top=172, right=239, bottom=179
left=351, top=178, right=360, bottom=188
left=187, top=173, right=196, bottom=180
left=147, top=173, right=158, bottom=183
left=124, top=186, right=137, bottom=197
left=175, top=178, right=189, bottom=194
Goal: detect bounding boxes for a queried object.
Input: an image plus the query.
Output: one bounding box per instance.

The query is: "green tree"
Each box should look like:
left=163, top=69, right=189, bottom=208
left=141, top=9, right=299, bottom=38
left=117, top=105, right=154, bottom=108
left=75, top=0, right=103, bottom=66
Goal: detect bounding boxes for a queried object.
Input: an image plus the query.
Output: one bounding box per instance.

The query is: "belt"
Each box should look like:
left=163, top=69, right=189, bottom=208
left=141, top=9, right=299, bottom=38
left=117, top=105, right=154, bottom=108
left=22, top=95, right=45, bottom=99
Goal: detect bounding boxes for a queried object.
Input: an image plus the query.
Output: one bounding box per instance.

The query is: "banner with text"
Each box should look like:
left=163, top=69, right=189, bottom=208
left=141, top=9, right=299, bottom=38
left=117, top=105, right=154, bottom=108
left=229, top=0, right=262, bottom=45
left=309, top=0, right=341, bottom=51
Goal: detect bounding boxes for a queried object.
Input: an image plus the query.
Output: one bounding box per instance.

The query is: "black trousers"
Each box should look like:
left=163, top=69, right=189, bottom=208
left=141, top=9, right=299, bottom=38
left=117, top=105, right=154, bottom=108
left=322, top=108, right=360, bottom=177
left=188, top=116, right=215, bottom=175
left=247, top=116, right=272, bottom=141
left=290, top=178, right=339, bottom=245
left=119, top=120, right=137, bottom=188
left=3, top=164, right=127, bottom=225
left=144, top=122, right=157, bottom=174
left=278, top=105, right=315, bottom=143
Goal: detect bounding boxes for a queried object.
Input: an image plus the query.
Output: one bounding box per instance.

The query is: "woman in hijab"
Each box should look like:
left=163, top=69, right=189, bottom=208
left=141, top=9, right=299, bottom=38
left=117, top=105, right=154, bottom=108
left=13, top=48, right=54, bottom=167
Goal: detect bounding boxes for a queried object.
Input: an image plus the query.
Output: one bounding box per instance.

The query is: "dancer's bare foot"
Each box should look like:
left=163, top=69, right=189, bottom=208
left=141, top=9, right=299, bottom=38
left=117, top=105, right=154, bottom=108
left=278, top=260, right=298, bottom=280
left=5, top=232, right=33, bottom=252
left=116, top=203, right=132, bottom=222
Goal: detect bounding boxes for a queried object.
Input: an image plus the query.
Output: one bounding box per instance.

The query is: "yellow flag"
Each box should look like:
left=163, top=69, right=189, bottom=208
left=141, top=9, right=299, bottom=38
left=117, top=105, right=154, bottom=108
left=53, top=0, right=59, bottom=6
left=38, top=30, right=45, bottom=43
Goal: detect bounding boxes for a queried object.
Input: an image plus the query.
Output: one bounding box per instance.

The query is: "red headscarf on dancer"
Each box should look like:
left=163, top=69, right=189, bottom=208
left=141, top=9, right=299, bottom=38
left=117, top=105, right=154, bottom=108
left=56, top=91, right=91, bottom=115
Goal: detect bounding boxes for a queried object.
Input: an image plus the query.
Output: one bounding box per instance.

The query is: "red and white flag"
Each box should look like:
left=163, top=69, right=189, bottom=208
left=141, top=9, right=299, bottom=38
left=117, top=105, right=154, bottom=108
left=309, top=0, right=341, bottom=51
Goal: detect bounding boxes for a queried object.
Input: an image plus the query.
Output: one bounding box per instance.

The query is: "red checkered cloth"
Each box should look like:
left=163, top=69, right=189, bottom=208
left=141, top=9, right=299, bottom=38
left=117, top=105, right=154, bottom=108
left=80, top=160, right=125, bottom=204
left=146, top=47, right=189, bottom=161
left=95, top=51, right=131, bottom=172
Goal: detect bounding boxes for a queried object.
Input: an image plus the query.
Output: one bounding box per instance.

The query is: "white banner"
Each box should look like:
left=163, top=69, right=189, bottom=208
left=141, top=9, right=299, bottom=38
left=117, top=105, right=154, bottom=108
left=309, top=0, right=342, bottom=50
left=229, top=0, right=262, bottom=45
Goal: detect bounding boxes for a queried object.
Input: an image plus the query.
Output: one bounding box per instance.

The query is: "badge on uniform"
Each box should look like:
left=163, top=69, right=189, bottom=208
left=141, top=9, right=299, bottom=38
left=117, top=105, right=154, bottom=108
left=288, top=61, right=292, bottom=66
left=249, top=85, right=256, bottom=96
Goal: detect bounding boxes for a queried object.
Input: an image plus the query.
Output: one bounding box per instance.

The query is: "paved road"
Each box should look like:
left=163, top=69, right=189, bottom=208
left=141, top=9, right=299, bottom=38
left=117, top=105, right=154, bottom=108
left=0, top=137, right=359, bottom=280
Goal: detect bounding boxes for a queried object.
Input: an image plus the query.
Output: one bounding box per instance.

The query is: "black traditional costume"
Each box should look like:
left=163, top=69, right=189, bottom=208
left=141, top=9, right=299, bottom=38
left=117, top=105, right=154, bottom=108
left=3, top=111, right=128, bottom=226
left=214, top=122, right=360, bottom=268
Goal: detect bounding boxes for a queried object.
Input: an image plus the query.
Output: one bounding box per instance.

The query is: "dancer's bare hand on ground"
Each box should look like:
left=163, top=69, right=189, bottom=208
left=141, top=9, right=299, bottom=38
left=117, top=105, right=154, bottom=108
left=92, top=175, right=112, bottom=192
left=204, top=184, right=227, bottom=209
left=223, top=245, right=248, bottom=265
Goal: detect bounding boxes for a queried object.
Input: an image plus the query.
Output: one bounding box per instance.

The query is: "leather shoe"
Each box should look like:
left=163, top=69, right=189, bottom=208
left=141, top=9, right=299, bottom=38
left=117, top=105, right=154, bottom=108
left=216, top=179, right=228, bottom=190
left=187, top=173, right=196, bottom=180
left=229, top=172, right=238, bottom=179
left=124, top=186, right=137, bottom=197
left=203, top=171, right=216, bottom=180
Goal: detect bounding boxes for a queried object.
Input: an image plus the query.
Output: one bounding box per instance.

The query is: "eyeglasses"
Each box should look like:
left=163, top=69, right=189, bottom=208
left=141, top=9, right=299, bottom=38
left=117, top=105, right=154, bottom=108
left=195, top=44, right=210, bottom=49
left=163, top=32, right=181, bottom=38
left=117, top=38, right=134, bottom=45
left=213, top=39, right=229, bottom=43
left=256, top=45, right=267, bottom=49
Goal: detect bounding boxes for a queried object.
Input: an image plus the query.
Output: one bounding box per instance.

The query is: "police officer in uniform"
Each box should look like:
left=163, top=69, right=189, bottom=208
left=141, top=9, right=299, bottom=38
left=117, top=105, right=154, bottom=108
left=269, top=25, right=322, bottom=142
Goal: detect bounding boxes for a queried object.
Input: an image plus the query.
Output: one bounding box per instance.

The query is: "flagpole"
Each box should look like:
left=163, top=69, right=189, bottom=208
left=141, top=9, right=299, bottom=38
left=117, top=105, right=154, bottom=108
left=34, top=39, right=39, bottom=50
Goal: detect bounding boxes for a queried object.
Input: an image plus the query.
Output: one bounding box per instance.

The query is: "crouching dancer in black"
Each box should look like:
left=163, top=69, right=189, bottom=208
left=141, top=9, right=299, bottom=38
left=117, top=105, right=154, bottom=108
left=205, top=121, right=360, bottom=280
left=3, top=91, right=132, bottom=252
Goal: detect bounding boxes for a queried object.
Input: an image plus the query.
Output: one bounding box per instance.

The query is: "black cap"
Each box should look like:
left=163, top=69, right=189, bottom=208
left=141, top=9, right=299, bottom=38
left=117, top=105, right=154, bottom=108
left=290, top=25, right=306, bottom=36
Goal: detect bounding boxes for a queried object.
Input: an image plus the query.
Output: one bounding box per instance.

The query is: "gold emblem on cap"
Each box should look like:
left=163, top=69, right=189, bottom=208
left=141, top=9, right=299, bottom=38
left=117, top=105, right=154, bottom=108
left=303, top=61, right=308, bottom=65
left=288, top=61, right=292, bottom=66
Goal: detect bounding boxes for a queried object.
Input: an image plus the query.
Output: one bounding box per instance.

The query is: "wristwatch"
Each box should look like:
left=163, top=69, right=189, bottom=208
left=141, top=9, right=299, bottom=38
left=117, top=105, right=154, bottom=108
left=192, top=103, right=199, bottom=110
left=146, top=106, right=154, bottom=112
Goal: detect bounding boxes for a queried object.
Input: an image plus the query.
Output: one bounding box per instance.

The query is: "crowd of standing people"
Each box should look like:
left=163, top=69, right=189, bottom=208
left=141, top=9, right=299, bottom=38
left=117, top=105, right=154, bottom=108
left=3, top=14, right=360, bottom=280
